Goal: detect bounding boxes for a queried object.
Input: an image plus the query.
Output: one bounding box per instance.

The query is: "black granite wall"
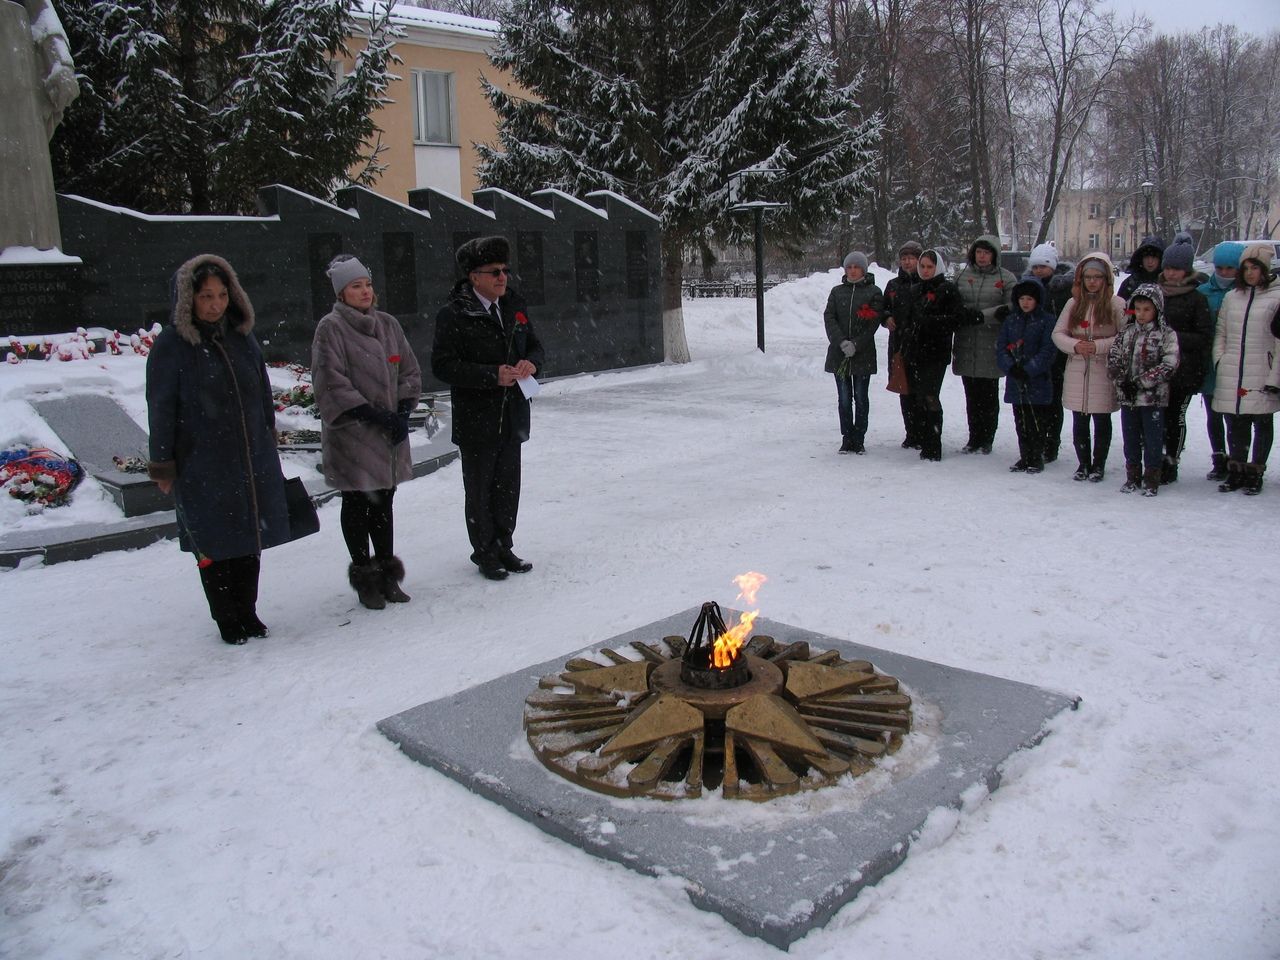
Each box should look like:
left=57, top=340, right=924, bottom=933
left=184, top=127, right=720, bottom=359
left=15, top=184, right=662, bottom=385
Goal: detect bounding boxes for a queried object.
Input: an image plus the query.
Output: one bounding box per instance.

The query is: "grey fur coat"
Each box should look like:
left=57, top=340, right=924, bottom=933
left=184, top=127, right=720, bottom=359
left=312, top=301, right=421, bottom=491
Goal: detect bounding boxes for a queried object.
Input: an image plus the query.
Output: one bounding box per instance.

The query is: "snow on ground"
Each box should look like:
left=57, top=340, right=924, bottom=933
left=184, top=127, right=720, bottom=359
left=2, top=269, right=1278, bottom=959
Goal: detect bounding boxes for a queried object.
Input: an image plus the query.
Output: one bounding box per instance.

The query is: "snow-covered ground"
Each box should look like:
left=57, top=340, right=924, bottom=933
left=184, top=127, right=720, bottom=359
left=2, top=268, right=1278, bottom=959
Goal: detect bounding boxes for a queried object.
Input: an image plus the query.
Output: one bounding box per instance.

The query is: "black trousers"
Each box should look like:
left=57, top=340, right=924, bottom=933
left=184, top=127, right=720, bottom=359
left=1071, top=412, right=1113, bottom=469
left=1044, top=356, right=1066, bottom=458
left=1013, top=404, right=1049, bottom=467
left=907, top=361, right=947, bottom=459
left=460, top=435, right=522, bottom=557
left=198, top=555, right=260, bottom=631
left=1226, top=413, right=1275, bottom=465
left=961, top=375, right=1000, bottom=447
left=340, top=489, right=395, bottom=564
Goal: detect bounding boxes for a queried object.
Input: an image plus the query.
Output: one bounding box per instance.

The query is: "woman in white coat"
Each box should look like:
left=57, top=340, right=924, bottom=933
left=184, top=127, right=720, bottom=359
left=1211, top=244, right=1280, bottom=494
left=1052, top=253, right=1128, bottom=482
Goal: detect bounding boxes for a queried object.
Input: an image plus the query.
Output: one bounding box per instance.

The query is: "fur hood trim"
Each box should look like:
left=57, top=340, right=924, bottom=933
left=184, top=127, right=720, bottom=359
left=171, top=254, right=255, bottom=346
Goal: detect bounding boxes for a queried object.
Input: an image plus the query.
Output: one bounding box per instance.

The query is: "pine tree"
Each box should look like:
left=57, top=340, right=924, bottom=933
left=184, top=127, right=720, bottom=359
left=478, top=0, right=880, bottom=361
left=51, top=1, right=400, bottom=215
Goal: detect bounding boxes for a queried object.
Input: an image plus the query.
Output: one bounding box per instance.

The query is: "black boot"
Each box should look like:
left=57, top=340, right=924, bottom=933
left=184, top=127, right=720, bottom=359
left=349, top=562, right=386, bottom=609
left=498, top=547, right=533, bottom=573
left=1206, top=453, right=1228, bottom=481
left=1141, top=467, right=1161, bottom=497
left=379, top=556, right=411, bottom=603
left=199, top=560, right=248, bottom=645
left=1218, top=460, right=1245, bottom=492
left=1243, top=463, right=1266, bottom=496
left=1161, top=456, right=1178, bottom=484
left=1120, top=462, right=1141, bottom=493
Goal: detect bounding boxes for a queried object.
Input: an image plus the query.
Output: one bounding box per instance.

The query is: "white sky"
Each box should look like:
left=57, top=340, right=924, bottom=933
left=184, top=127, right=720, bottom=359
left=1112, top=0, right=1280, bottom=34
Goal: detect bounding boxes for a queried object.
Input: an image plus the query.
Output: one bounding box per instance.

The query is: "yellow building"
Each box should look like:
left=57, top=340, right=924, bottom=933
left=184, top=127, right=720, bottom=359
left=344, top=3, right=518, bottom=201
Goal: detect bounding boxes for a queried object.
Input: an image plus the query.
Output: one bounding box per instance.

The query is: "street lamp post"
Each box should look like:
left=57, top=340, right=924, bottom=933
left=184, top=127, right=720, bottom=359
left=729, top=167, right=787, bottom=353
left=1026, top=220, right=1033, bottom=249
left=1108, top=215, right=1118, bottom=258
left=1141, top=180, right=1154, bottom=237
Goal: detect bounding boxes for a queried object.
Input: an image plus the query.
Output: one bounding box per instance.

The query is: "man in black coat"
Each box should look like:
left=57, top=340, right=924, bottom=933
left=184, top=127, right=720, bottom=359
left=431, top=236, right=546, bottom=580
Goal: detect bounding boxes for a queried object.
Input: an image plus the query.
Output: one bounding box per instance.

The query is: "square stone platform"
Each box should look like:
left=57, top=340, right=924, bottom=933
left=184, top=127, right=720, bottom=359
left=378, top=609, right=1078, bottom=950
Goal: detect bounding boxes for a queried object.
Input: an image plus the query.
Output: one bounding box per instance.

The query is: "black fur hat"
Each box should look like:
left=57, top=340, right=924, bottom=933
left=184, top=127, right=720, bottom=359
left=456, top=236, right=511, bottom=275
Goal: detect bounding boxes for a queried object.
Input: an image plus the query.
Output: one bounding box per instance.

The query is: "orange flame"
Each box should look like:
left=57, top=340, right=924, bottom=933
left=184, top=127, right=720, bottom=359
left=712, top=572, right=769, bottom=668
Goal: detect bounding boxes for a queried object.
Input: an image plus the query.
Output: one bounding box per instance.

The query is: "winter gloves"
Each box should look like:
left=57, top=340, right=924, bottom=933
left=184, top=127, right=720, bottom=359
left=1008, top=363, right=1029, bottom=382
left=349, top=403, right=409, bottom=445
left=840, top=340, right=856, bottom=357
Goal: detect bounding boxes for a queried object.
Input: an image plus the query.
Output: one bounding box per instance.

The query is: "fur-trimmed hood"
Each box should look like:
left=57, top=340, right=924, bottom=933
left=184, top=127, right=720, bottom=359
left=170, top=254, right=255, bottom=346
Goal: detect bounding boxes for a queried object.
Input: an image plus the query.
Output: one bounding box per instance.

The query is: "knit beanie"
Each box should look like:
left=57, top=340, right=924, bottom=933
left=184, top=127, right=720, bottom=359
left=898, top=240, right=923, bottom=258
left=1213, top=241, right=1247, bottom=269
left=1161, top=240, right=1194, bottom=273
left=456, top=236, right=511, bottom=275
left=327, top=255, right=371, bottom=296
left=1027, top=242, right=1058, bottom=271
left=843, top=251, right=869, bottom=271
left=1240, top=243, right=1274, bottom=269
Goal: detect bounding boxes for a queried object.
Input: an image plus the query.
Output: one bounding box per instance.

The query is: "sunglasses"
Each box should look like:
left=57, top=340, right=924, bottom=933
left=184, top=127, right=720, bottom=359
left=472, top=267, right=512, bottom=277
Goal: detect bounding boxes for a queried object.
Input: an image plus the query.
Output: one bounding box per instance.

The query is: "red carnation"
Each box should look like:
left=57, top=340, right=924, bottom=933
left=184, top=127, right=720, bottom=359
left=197, top=556, right=213, bottom=569
left=994, top=280, right=1005, bottom=289
left=516, top=312, right=529, bottom=325
left=1080, top=320, right=1090, bottom=328
left=388, top=354, right=401, bottom=364
left=1239, top=387, right=1250, bottom=398
left=856, top=304, right=878, bottom=320
left=925, top=291, right=936, bottom=302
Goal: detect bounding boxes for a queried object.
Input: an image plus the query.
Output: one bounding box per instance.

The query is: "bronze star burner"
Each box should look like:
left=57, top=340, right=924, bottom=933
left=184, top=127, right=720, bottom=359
left=523, top=601, right=913, bottom=801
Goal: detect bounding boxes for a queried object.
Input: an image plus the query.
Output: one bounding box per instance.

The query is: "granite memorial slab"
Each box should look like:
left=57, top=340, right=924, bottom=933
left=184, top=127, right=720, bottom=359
left=31, top=395, right=170, bottom=517
left=378, top=608, right=1079, bottom=950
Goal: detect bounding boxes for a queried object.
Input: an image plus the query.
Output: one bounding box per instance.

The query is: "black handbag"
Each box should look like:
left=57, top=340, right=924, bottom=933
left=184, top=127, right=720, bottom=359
left=282, top=476, right=320, bottom=542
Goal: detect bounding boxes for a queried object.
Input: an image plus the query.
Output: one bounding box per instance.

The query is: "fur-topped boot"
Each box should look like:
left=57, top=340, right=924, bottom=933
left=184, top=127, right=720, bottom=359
left=1243, top=463, right=1266, bottom=496
left=378, top=556, right=411, bottom=603
left=349, top=562, right=385, bottom=610
left=1218, top=460, right=1246, bottom=493
left=1141, top=467, right=1161, bottom=497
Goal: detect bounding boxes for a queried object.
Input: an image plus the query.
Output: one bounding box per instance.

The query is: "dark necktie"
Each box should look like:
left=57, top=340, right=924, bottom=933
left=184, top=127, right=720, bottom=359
left=489, top=303, right=501, bottom=325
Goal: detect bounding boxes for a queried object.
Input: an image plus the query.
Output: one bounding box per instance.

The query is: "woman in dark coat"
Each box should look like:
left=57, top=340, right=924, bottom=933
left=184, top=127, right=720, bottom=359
left=146, top=254, right=289, bottom=645
left=312, top=255, right=422, bottom=610
left=1155, top=240, right=1212, bottom=482
left=892, top=249, right=966, bottom=461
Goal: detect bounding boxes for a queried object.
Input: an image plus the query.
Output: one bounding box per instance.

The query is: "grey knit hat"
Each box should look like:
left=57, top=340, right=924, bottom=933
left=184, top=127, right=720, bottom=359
left=456, top=235, right=511, bottom=275
left=898, top=240, right=923, bottom=258
left=1161, top=240, right=1194, bottom=273
left=327, top=255, right=371, bottom=296
left=843, top=251, right=869, bottom=271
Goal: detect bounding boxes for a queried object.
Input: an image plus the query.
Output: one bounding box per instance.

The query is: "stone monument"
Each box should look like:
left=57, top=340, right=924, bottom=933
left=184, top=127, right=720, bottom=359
left=0, top=0, right=83, bottom=335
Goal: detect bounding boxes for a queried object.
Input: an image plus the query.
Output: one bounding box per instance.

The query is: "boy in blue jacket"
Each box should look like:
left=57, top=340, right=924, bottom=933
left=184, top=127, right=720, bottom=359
left=995, top=278, right=1060, bottom=473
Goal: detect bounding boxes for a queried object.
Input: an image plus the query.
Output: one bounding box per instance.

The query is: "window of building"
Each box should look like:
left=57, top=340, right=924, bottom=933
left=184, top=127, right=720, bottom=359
left=1112, top=233, right=1122, bottom=251
left=1088, top=233, right=1101, bottom=248
left=413, top=70, right=456, bottom=145
left=1088, top=203, right=1101, bottom=218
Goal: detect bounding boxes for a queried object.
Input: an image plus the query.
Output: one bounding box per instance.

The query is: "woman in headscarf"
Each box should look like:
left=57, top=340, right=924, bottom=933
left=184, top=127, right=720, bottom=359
left=146, top=255, right=290, bottom=645
left=891, top=248, right=966, bottom=461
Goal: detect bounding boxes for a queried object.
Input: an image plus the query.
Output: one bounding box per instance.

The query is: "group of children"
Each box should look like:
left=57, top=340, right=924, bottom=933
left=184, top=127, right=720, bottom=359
left=823, top=237, right=1280, bottom=497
